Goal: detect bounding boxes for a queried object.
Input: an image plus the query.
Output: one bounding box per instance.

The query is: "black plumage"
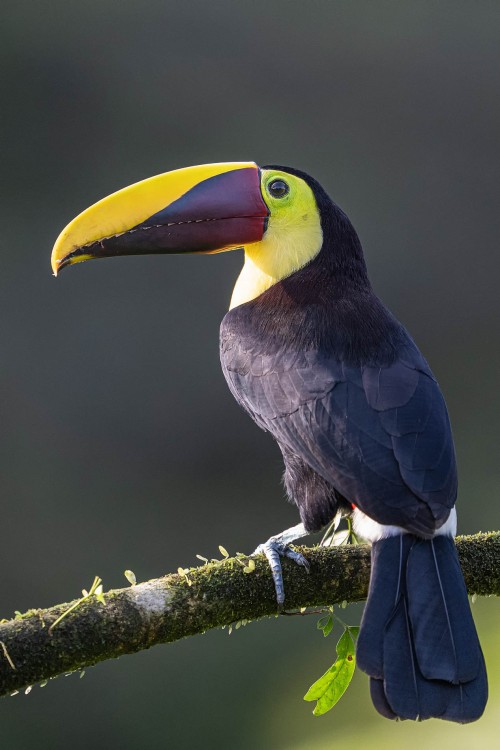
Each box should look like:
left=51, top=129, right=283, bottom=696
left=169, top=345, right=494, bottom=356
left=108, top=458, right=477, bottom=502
left=220, top=166, right=486, bottom=722
left=358, top=536, right=487, bottom=722
left=220, top=166, right=456, bottom=536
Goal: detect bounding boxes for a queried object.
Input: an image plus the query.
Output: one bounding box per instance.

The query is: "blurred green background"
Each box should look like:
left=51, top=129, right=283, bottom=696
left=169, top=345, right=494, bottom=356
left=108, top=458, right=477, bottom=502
left=1, top=1, right=499, bottom=747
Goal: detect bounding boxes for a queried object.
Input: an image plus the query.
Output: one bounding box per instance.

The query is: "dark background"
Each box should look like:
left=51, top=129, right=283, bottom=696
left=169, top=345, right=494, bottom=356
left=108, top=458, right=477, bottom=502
left=1, top=1, right=499, bottom=748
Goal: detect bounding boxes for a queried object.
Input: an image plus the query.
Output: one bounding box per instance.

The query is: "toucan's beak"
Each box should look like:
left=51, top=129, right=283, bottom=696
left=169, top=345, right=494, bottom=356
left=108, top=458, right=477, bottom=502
left=51, top=162, right=268, bottom=275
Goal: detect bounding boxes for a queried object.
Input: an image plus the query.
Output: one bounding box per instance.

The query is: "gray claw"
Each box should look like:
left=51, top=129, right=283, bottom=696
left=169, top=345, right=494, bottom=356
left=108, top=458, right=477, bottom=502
left=253, top=537, right=310, bottom=608
left=283, top=547, right=310, bottom=571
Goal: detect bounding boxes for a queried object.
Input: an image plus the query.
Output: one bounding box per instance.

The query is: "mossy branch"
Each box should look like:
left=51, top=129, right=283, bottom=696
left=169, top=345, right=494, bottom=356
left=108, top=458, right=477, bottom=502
left=0, top=532, right=498, bottom=697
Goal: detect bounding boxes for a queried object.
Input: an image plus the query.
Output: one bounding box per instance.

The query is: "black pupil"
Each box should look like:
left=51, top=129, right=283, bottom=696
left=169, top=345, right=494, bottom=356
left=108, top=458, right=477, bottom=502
left=268, top=179, right=289, bottom=198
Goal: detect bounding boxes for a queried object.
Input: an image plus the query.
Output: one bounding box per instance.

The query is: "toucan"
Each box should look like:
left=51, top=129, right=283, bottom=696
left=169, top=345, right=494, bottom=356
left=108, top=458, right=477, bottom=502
left=51, top=161, right=487, bottom=722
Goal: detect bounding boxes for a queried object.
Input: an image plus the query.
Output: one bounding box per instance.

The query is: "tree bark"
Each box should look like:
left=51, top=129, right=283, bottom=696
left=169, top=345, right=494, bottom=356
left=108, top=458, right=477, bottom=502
left=0, top=532, right=498, bottom=697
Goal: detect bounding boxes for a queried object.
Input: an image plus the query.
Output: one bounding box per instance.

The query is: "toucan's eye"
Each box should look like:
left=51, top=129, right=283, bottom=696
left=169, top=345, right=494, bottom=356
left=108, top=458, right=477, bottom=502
left=267, top=179, right=290, bottom=199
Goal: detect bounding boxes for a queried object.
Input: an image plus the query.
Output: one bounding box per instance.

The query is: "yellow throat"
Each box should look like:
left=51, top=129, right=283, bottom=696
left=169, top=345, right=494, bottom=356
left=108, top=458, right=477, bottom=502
left=229, top=169, right=323, bottom=309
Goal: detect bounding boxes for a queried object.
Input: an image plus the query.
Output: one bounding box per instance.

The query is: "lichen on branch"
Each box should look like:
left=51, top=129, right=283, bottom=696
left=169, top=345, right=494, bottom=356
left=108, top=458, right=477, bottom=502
left=0, top=532, right=498, bottom=698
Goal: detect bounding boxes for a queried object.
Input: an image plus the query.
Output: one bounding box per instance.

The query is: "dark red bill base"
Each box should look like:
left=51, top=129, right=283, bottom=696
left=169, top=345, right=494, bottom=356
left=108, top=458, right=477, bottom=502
left=61, top=167, right=268, bottom=267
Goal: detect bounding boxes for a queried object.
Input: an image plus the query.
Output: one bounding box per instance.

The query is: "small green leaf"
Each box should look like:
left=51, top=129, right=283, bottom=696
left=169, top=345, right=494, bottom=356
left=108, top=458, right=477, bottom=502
left=124, top=569, right=137, bottom=585
left=94, top=585, right=106, bottom=605
left=304, top=627, right=359, bottom=715
left=322, top=616, right=334, bottom=638
left=218, top=545, right=229, bottom=558
left=317, top=615, right=334, bottom=636
left=243, top=558, right=256, bottom=573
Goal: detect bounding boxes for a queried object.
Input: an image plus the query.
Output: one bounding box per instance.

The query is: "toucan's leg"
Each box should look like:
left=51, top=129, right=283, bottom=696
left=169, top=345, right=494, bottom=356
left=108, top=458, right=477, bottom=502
left=253, top=523, right=310, bottom=607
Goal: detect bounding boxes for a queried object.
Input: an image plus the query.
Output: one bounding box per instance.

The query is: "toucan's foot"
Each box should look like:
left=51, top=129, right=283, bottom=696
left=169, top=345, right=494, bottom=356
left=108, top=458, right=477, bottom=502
left=253, top=523, right=310, bottom=608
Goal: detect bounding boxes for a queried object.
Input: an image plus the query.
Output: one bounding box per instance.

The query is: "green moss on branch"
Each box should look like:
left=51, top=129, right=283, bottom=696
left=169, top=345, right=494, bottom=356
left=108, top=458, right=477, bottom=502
left=0, top=532, right=498, bottom=697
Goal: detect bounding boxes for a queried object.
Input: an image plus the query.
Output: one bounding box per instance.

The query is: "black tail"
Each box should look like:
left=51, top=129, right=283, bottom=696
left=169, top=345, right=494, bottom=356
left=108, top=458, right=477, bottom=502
left=356, top=535, right=488, bottom=722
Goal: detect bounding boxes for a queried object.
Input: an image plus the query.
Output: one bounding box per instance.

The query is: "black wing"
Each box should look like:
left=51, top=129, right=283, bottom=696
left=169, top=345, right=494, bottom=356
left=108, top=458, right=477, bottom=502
left=221, top=334, right=457, bottom=536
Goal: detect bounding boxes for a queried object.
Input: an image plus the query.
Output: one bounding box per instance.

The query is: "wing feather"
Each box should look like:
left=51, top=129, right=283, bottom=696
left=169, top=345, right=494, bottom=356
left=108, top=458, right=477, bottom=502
left=221, top=329, right=456, bottom=532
